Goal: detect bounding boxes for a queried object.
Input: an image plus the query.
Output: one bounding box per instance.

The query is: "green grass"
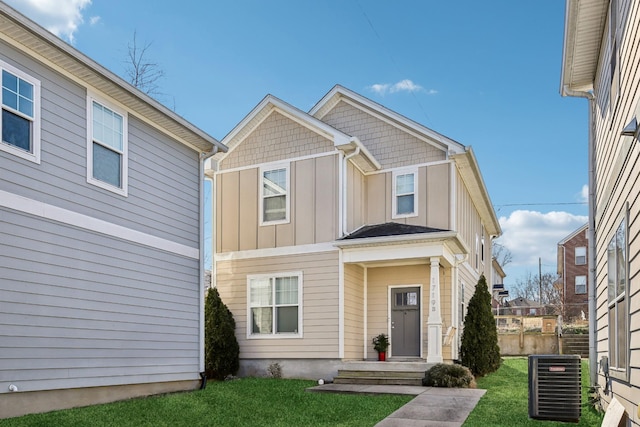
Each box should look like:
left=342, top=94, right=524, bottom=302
left=0, top=378, right=412, bottom=427
left=463, top=357, right=604, bottom=427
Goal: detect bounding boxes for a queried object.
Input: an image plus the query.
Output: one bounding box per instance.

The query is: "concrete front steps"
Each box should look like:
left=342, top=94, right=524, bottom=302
left=333, top=360, right=431, bottom=386
left=561, top=334, right=589, bottom=358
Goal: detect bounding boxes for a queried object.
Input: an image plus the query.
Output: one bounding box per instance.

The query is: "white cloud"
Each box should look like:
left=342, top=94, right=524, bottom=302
left=89, top=16, right=100, bottom=26
left=4, top=0, right=92, bottom=44
left=368, top=79, right=436, bottom=96
left=496, top=210, right=588, bottom=271
left=579, top=184, right=589, bottom=203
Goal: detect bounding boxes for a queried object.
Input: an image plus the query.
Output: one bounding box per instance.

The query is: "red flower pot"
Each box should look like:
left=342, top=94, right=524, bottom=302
left=378, top=351, right=386, bottom=361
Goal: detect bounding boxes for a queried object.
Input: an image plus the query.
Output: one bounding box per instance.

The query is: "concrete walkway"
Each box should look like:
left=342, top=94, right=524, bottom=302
left=307, top=384, right=485, bottom=427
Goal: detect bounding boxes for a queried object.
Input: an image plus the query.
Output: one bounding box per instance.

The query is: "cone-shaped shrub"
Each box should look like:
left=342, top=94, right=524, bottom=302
left=460, top=274, right=501, bottom=376
left=204, top=287, right=239, bottom=380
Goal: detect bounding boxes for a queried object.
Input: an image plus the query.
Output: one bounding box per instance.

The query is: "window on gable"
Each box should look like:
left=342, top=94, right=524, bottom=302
left=393, top=169, right=417, bottom=218
left=261, top=165, right=288, bottom=224
left=575, top=247, right=587, bottom=265
left=575, top=275, right=587, bottom=295
left=607, top=213, right=627, bottom=371
left=248, top=273, right=302, bottom=337
left=0, top=62, right=40, bottom=163
left=87, top=96, right=128, bottom=196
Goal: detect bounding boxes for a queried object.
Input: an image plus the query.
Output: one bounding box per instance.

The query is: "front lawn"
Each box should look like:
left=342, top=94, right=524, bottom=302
left=0, top=378, right=412, bottom=427
left=464, top=357, right=604, bottom=426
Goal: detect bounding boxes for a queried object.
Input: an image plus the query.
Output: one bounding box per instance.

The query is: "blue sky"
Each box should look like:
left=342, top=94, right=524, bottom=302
left=6, top=0, right=590, bottom=289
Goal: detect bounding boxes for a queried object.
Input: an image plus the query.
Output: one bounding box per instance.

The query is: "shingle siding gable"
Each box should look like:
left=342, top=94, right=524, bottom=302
left=320, top=101, right=446, bottom=169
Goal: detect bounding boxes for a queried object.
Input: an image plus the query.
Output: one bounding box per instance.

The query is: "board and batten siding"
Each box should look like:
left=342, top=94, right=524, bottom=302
left=216, top=154, right=339, bottom=253
left=364, top=163, right=450, bottom=229
left=215, top=250, right=340, bottom=359
left=590, top=0, right=640, bottom=417
left=0, top=208, right=200, bottom=392
left=319, top=99, right=447, bottom=170
left=0, top=41, right=201, bottom=248
left=343, top=264, right=365, bottom=360
left=455, top=169, right=489, bottom=275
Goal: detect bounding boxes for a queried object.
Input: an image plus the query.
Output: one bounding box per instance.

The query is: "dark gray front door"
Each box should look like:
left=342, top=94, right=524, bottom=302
left=391, top=287, right=420, bottom=357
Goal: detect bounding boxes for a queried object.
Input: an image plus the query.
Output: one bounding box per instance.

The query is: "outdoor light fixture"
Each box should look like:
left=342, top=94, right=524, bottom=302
left=620, top=117, right=638, bottom=137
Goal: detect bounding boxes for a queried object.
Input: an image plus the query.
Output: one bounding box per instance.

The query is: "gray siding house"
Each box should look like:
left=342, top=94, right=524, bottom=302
left=0, top=3, right=226, bottom=418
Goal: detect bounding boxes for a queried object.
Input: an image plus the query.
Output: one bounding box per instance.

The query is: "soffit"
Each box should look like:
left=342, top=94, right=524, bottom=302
left=561, top=0, right=608, bottom=92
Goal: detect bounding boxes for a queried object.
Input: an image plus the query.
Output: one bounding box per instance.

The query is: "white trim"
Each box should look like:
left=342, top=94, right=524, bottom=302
left=392, top=167, right=418, bottom=219
left=0, top=189, right=199, bottom=259
left=259, top=162, right=290, bottom=226
left=0, top=59, right=41, bottom=164
left=215, top=242, right=337, bottom=262
left=86, top=93, right=129, bottom=197
left=213, top=150, right=338, bottom=176
left=338, top=250, right=345, bottom=358
left=363, top=266, right=368, bottom=360
left=387, top=284, right=424, bottom=359
left=246, top=271, right=303, bottom=339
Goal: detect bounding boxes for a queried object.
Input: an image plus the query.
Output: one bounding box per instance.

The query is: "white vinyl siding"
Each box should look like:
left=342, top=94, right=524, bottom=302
left=260, top=164, right=289, bottom=225
left=87, top=95, right=128, bottom=196
left=0, top=60, right=40, bottom=163
left=392, top=168, right=417, bottom=218
left=248, top=272, right=302, bottom=338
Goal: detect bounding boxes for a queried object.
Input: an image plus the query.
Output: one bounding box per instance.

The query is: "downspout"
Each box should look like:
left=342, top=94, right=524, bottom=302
left=562, top=85, right=597, bottom=388
left=452, top=253, right=468, bottom=360
left=342, top=146, right=360, bottom=236
left=199, top=146, right=219, bottom=389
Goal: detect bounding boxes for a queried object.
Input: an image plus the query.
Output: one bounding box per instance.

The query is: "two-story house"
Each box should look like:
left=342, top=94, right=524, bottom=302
left=556, top=224, right=589, bottom=323
left=562, top=0, right=640, bottom=420
left=208, top=85, right=500, bottom=379
left=0, top=3, right=226, bottom=419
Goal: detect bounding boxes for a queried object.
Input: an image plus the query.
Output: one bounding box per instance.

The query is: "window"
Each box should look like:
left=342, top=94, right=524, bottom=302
left=248, top=273, right=302, bottom=337
left=260, top=165, right=288, bottom=224
left=575, top=275, right=587, bottom=295
left=575, top=247, right=587, bottom=265
left=392, top=169, right=417, bottom=218
left=607, top=214, right=627, bottom=371
left=0, top=61, right=40, bottom=163
left=87, top=96, right=128, bottom=196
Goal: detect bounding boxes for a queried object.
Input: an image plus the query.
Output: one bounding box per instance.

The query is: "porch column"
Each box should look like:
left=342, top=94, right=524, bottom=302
left=427, top=257, right=443, bottom=363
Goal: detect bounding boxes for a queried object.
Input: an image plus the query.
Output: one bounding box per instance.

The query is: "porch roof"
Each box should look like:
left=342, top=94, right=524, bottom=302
left=339, top=222, right=448, bottom=240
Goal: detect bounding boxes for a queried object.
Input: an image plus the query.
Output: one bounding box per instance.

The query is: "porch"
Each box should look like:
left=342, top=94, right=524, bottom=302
left=333, top=360, right=433, bottom=386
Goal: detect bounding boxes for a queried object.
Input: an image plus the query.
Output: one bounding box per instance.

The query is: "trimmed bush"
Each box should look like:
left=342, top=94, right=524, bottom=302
left=422, top=363, right=475, bottom=388
left=460, top=274, right=501, bottom=377
left=204, top=287, right=240, bottom=380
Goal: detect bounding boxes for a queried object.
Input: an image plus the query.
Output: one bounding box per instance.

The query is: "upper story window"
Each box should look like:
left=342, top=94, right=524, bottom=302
left=0, top=62, right=41, bottom=163
left=248, top=272, right=302, bottom=338
left=575, top=275, right=587, bottom=295
left=393, top=168, right=417, bottom=218
left=260, top=164, right=289, bottom=225
left=607, top=213, right=627, bottom=372
left=575, top=246, right=587, bottom=265
left=87, top=95, right=128, bottom=196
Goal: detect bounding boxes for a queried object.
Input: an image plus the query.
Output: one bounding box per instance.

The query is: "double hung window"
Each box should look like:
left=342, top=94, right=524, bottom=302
left=393, top=168, right=417, bottom=218
left=575, top=247, right=587, bottom=265
left=260, top=165, right=288, bottom=224
left=0, top=61, right=40, bottom=163
left=574, top=275, right=587, bottom=295
left=248, top=273, right=301, bottom=337
left=87, top=96, right=128, bottom=196
left=607, top=214, right=628, bottom=372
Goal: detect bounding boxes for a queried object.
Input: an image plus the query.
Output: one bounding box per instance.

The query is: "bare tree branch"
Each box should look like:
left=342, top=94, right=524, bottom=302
left=124, top=30, right=165, bottom=98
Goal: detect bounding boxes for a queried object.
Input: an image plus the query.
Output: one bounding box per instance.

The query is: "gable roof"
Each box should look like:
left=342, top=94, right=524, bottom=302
left=558, top=223, right=588, bottom=245
left=560, top=0, right=608, bottom=95
left=310, top=85, right=466, bottom=155
left=0, top=2, right=225, bottom=154
left=214, top=93, right=381, bottom=172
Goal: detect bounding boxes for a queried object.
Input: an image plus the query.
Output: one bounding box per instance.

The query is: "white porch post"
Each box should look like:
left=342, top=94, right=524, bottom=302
left=427, top=257, right=443, bottom=363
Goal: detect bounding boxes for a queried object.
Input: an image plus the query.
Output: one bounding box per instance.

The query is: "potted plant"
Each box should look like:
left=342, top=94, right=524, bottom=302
left=372, top=333, right=389, bottom=361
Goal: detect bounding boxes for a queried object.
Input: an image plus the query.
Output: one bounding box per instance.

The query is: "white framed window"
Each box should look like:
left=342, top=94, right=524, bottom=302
left=0, top=61, right=41, bottom=163
left=574, top=275, right=587, bottom=295
left=260, top=164, right=289, bottom=225
left=87, top=95, right=128, bottom=196
left=575, top=246, right=587, bottom=265
left=247, top=272, right=302, bottom=338
left=392, top=168, right=417, bottom=218
left=607, top=212, right=628, bottom=372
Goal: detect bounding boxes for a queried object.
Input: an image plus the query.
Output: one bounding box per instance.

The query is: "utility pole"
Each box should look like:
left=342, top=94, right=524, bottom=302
left=539, top=257, right=543, bottom=311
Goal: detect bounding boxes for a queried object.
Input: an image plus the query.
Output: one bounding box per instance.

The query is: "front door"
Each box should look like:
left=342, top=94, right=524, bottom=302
left=391, top=286, right=421, bottom=357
